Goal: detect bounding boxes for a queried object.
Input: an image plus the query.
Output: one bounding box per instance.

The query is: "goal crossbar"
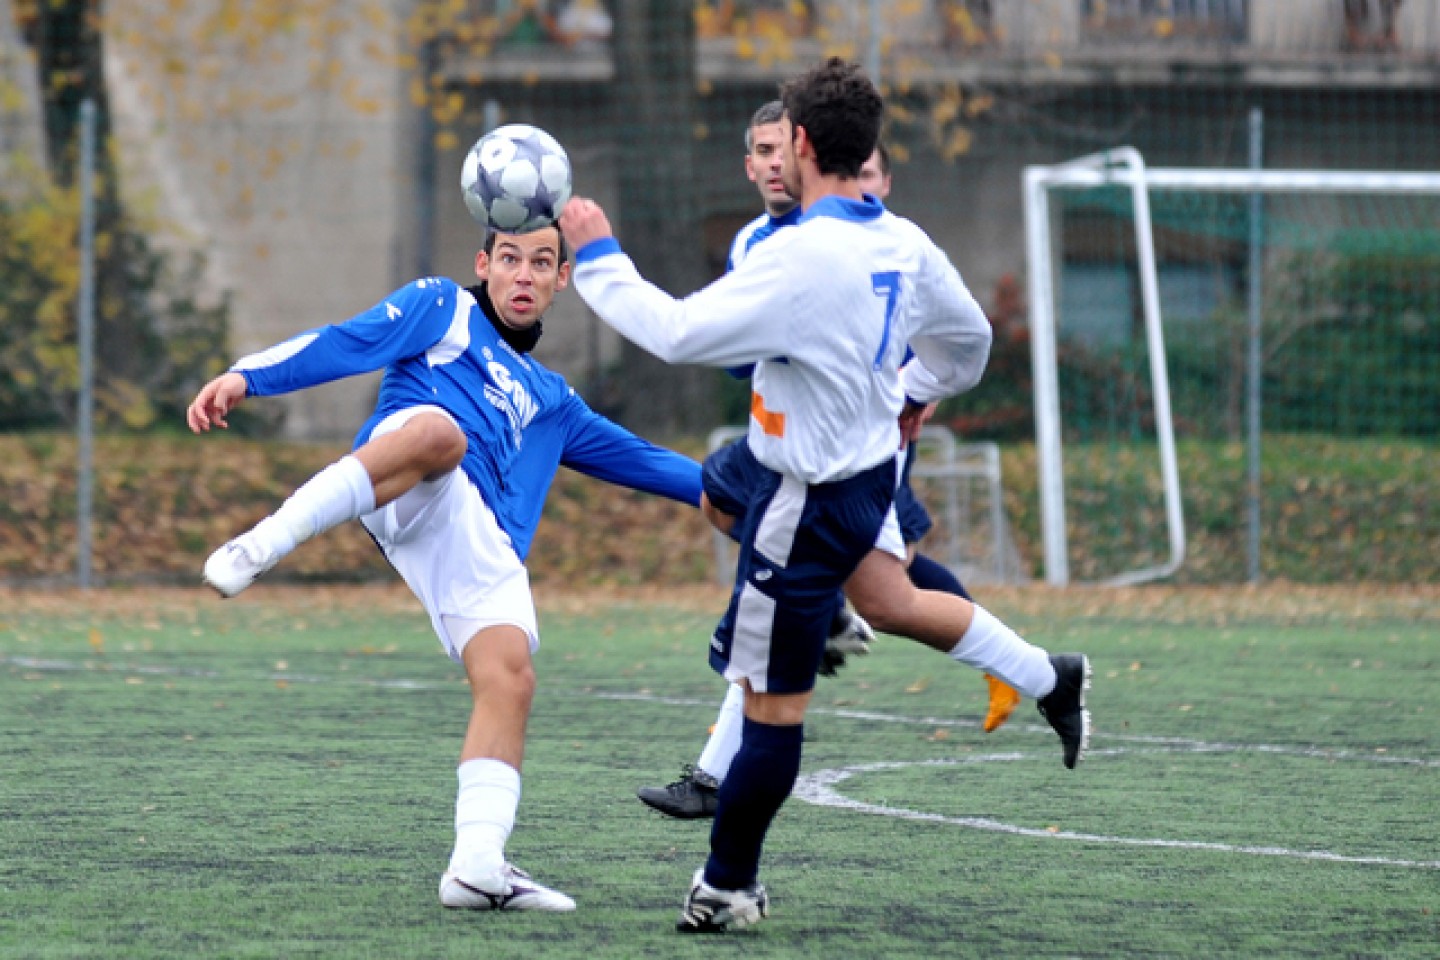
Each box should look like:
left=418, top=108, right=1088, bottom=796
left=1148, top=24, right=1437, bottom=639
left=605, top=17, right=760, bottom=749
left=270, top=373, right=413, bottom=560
left=1022, top=147, right=1440, bottom=586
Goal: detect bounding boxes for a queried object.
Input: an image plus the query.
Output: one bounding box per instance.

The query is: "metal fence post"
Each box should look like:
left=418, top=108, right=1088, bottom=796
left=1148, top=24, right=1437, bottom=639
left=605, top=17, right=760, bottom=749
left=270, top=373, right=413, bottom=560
left=76, top=98, right=97, bottom=590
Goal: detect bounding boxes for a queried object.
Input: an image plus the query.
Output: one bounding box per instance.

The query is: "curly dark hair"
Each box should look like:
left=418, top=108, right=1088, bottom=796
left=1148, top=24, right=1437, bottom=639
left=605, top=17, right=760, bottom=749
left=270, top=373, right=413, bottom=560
left=779, top=58, right=883, bottom=179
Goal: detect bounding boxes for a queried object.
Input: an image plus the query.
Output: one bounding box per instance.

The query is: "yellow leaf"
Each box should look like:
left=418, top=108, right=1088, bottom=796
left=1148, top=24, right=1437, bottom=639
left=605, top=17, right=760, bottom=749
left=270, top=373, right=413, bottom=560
left=88, top=627, right=104, bottom=653
left=942, top=127, right=973, bottom=160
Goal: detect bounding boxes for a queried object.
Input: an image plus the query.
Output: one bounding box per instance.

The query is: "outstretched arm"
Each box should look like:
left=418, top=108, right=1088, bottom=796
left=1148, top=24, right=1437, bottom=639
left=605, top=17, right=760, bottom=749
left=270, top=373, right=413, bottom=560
left=559, top=396, right=702, bottom=506
left=560, top=197, right=794, bottom=369
left=187, top=279, right=462, bottom=433
left=187, top=372, right=250, bottom=433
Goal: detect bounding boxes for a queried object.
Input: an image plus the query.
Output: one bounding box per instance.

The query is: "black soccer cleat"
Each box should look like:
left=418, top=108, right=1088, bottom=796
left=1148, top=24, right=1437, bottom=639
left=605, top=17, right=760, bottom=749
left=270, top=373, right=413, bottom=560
left=1036, top=653, right=1092, bottom=770
left=676, top=868, right=768, bottom=933
left=637, top=764, right=720, bottom=819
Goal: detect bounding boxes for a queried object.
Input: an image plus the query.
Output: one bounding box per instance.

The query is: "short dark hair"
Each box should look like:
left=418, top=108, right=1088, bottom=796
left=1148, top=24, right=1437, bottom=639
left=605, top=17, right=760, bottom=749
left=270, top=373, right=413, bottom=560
left=484, top=224, right=569, bottom=265
left=779, top=58, right=883, bottom=179
left=744, top=99, right=786, bottom=152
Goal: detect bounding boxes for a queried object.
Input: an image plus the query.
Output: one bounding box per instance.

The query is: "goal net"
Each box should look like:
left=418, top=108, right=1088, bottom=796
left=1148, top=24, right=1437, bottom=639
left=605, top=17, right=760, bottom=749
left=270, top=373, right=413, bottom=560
left=1023, top=149, right=1440, bottom=585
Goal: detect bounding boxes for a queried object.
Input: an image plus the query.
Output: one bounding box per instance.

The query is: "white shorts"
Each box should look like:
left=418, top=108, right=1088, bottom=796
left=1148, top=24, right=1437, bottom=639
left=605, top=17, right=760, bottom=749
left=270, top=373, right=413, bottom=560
left=360, top=406, right=538, bottom=662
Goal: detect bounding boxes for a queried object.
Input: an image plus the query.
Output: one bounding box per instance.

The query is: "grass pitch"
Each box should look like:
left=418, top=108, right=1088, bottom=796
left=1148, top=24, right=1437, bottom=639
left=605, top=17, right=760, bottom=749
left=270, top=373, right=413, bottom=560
left=1, top=584, right=1436, bottom=959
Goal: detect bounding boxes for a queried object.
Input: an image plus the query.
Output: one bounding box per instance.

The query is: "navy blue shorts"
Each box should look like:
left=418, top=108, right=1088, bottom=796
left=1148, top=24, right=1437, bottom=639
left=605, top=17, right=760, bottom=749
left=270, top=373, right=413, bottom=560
left=705, top=439, right=897, bottom=694
left=701, top=439, right=769, bottom=521
left=708, top=438, right=931, bottom=547
left=893, top=446, right=933, bottom=544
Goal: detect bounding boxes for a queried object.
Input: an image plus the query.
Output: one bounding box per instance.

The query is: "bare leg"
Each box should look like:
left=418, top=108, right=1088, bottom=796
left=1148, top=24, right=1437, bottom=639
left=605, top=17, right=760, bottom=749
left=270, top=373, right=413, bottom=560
left=443, top=624, right=575, bottom=910
left=845, top=549, right=1058, bottom=699
left=448, top=631, right=535, bottom=874
left=845, top=549, right=974, bottom=651
left=355, top=411, right=466, bottom=508
left=459, top=625, right=535, bottom=767
left=204, top=411, right=468, bottom=597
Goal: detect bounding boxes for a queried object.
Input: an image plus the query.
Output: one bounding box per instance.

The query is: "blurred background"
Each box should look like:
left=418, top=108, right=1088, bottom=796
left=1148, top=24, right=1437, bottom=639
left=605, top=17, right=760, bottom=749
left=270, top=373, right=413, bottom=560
left=1, top=0, right=1437, bottom=587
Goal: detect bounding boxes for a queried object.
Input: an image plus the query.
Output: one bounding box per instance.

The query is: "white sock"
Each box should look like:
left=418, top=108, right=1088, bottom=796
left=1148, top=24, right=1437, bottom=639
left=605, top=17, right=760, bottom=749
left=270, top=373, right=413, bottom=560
left=252, top=455, right=376, bottom=559
left=449, top=757, right=520, bottom=880
left=696, top=683, right=745, bottom=782
left=949, top=605, right=1058, bottom=700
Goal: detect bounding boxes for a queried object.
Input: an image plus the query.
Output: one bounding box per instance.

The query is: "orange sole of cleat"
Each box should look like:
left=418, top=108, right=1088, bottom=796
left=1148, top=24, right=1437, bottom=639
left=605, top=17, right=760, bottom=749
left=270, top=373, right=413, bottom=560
left=983, top=674, right=1023, bottom=733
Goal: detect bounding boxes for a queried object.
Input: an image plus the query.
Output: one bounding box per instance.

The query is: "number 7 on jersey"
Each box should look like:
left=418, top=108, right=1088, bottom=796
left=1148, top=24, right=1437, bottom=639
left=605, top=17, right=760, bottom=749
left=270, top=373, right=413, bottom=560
left=870, top=271, right=902, bottom=372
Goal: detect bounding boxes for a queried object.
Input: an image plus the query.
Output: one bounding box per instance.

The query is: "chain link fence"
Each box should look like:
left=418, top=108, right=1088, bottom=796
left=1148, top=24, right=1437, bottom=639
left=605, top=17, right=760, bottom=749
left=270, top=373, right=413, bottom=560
left=2, top=0, right=1437, bottom=583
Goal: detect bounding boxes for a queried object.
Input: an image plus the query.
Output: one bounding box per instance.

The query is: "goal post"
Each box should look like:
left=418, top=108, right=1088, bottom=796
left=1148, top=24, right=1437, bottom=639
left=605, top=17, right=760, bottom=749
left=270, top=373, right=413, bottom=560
left=1022, top=148, right=1440, bottom=586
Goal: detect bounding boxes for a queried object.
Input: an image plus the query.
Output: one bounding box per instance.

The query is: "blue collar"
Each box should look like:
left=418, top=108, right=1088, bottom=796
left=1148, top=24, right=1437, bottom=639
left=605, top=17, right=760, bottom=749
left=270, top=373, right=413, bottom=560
left=768, top=207, right=803, bottom=229
left=800, top=193, right=885, bottom=224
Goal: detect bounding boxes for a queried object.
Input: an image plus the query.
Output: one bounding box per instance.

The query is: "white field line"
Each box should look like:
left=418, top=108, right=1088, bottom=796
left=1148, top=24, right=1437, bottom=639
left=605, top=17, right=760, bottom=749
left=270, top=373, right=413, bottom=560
left=793, top=753, right=1440, bottom=871
left=6, top=653, right=1439, bottom=869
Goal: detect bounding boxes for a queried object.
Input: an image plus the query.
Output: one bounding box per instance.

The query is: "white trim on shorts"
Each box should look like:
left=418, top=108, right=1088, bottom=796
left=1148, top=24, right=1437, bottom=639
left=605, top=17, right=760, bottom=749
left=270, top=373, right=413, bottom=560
left=873, top=456, right=906, bottom=560
left=727, top=476, right=811, bottom=690
left=723, top=458, right=903, bottom=692
left=359, top=405, right=539, bottom=662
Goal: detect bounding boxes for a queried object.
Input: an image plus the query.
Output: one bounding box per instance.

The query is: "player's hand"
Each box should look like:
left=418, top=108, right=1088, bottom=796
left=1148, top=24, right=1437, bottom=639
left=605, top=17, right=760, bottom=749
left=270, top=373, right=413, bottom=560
left=558, top=196, right=614, bottom=252
left=187, top=371, right=248, bottom=433
left=898, top=399, right=938, bottom=447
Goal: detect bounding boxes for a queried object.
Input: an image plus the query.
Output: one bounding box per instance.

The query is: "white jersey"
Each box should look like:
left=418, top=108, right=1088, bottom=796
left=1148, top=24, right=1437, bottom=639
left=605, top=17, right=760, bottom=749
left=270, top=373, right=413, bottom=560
left=727, top=207, right=801, bottom=272
left=573, top=194, right=992, bottom=484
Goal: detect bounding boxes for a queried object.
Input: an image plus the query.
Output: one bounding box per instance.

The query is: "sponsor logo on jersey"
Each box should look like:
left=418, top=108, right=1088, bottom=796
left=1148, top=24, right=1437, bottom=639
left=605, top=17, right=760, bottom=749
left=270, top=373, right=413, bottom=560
left=481, top=347, right=538, bottom=448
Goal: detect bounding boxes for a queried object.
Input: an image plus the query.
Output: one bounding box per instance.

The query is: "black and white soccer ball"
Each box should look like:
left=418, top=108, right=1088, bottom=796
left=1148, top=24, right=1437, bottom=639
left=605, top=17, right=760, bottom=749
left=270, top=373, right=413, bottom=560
left=460, top=124, right=573, bottom=234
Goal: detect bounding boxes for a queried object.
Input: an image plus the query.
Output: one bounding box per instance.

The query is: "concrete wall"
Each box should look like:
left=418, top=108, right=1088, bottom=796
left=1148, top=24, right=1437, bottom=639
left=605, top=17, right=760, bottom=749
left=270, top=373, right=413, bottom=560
left=104, top=0, right=412, bottom=440
left=0, top=0, right=48, bottom=198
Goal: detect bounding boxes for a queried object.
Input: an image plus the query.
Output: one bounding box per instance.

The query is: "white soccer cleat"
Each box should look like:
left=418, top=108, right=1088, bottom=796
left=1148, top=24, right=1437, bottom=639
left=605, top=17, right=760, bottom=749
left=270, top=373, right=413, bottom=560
left=439, top=863, right=576, bottom=912
left=202, top=531, right=279, bottom=598
left=676, top=867, right=768, bottom=933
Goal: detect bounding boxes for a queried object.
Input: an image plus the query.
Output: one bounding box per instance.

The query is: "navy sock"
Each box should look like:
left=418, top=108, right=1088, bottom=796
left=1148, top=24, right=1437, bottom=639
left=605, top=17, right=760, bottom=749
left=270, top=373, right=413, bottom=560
left=908, top=553, right=972, bottom=601
left=704, top=717, right=803, bottom=890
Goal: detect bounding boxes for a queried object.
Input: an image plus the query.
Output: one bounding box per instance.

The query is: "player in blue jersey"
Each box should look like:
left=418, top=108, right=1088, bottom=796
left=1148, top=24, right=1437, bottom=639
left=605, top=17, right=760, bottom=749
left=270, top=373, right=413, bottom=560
left=185, top=224, right=702, bottom=914
left=562, top=59, right=1091, bottom=933
left=635, top=109, right=1022, bottom=822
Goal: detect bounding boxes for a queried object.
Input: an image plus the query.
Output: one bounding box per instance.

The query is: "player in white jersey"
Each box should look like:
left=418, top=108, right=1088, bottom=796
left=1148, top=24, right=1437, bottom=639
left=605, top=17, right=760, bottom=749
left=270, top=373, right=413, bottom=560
left=562, top=59, right=1091, bottom=933
left=186, top=225, right=702, bottom=914
left=637, top=109, right=1020, bottom=821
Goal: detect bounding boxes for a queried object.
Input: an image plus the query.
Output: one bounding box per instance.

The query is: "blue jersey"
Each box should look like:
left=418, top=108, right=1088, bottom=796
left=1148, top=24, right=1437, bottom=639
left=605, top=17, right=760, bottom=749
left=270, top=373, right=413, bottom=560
left=233, top=277, right=700, bottom=559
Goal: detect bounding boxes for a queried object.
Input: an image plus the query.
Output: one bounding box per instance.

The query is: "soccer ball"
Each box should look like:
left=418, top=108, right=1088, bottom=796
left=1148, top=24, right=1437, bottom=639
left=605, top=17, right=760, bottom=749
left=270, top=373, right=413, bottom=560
left=460, top=124, right=573, bottom=234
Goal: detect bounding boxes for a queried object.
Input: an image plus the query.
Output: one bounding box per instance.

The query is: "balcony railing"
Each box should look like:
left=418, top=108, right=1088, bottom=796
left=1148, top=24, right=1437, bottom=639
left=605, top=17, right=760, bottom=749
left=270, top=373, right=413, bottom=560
left=437, top=1, right=1440, bottom=86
